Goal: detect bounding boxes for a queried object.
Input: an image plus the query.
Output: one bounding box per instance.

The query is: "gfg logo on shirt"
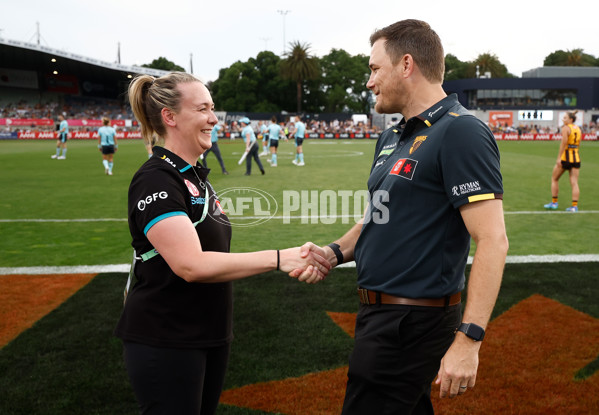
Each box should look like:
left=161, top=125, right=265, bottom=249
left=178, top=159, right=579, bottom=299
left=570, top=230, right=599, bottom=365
left=137, top=191, right=168, bottom=211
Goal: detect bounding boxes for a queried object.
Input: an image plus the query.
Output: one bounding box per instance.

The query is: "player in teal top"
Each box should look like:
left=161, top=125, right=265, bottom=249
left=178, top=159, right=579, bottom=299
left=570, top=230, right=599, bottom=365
left=240, top=117, right=265, bottom=175
left=266, top=116, right=282, bottom=167
left=259, top=121, right=269, bottom=156
left=51, top=114, right=69, bottom=159
left=290, top=115, right=306, bottom=166
left=201, top=122, right=229, bottom=174
left=98, top=117, right=118, bottom=175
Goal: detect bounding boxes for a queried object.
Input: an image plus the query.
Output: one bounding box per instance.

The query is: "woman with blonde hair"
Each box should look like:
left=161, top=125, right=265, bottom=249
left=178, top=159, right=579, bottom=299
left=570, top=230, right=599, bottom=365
left=544, top=110, right=582, bottom=212
left=115, top=72, right=329, bottom=414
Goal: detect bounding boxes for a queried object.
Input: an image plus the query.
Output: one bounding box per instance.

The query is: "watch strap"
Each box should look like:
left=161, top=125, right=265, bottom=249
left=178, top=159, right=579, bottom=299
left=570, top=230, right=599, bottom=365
left=327, top=243, right=344, bottom=266
left=457, top=322, right=485, bottom=341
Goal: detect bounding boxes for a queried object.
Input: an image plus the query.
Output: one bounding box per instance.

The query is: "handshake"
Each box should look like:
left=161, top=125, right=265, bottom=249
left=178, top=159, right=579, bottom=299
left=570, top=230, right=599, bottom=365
left=277, top=242, right=338, bottom=284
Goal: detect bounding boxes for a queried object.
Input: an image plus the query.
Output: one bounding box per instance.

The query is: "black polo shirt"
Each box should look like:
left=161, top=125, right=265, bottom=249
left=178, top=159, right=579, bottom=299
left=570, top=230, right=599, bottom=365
left=115, top=146, right=233, bottom=349
left=354, top=94, right=503, bottom=298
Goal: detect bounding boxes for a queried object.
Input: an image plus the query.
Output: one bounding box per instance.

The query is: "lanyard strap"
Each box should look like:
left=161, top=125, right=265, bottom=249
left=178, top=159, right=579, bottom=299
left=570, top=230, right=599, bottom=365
left=124, top=186, right=211, bottom=304
left=138, top=185, right=210, bottom=262
left=123, top=249, right=137, bottom=305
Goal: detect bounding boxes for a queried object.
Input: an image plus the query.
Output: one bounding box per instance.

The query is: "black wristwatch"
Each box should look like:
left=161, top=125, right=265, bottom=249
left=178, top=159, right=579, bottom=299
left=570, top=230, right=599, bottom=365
left=456, top=323, right=485, bottom=342
left=327, top=243, right=344, bottom=266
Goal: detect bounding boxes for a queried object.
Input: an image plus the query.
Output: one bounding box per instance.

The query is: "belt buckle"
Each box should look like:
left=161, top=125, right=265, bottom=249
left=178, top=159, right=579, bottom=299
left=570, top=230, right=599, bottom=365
left=357, top=288, right=370, bottom=305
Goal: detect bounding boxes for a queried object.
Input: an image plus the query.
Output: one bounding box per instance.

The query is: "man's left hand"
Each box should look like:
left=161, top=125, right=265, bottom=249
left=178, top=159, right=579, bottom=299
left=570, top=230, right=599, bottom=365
left=435, top=334, right=480, bottom=398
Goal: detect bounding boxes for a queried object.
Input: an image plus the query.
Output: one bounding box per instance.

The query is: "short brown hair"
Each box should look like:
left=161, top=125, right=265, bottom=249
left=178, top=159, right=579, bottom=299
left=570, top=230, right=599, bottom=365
left=128, top=72, right=200, bottom=145
left=370, top=19, right=445, bottom=83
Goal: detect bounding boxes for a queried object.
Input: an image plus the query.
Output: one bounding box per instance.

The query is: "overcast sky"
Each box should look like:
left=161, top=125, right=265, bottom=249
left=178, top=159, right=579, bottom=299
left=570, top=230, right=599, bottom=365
left=1, top=0, right=597, bottom=83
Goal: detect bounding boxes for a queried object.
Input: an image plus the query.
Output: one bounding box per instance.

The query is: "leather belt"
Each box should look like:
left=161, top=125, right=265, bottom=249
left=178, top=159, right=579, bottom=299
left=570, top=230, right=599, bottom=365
left=358, top=288, right=461, bottom=307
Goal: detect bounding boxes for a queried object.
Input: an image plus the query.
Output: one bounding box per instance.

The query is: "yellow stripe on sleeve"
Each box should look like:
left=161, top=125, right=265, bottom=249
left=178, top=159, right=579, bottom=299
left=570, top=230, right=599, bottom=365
left=424, top=120, right=431, bottom=127
left=468, top=193, right=496, bottom=203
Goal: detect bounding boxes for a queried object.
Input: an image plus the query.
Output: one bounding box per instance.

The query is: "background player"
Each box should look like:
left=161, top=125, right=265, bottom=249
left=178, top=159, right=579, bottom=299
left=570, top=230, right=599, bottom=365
left=51, top=114, right=69, bottom=159
left=98, top=117, right=117, bottom=175
left=543, top=110, right=582, bottom=212
left=290, top=115, right=306, bottom=166
left=266, top=116, right=282, bottom=167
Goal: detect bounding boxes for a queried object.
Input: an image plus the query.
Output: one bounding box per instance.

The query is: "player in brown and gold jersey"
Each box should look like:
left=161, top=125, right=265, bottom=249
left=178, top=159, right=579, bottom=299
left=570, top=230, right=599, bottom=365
left=544, top=110, right=582, bottom=212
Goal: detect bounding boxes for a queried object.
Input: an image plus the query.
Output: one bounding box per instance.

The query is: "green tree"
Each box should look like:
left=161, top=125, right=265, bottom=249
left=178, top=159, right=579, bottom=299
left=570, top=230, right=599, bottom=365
left=209, top=61, right=258, bottom=112
left=468, top=53, right=511, bottom=78
left=444, top=54, right=469, bottom=81
left=251, top=51, right=296, bottom=112
left=318, top=49, right=370, bottom=113
left=443, top=53, right=514, bottom=80
left=142, top=57, right=185, bottom=72
left=544, top=49, right=596, bottom=67
left=280, top=41, right=320, bottom=112
left=209, top=51, right=295, bottom=112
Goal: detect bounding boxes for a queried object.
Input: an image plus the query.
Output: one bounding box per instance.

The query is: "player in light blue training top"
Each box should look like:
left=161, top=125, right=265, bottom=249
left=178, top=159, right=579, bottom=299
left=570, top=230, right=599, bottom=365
left=290, top=115, right=306, bottom=166
left=259, top=121, right=269, bottom=156
left=266, top=116, right=282, bottom=167
left=51, top=114, right=69, bottom=159
left=240, top=117, right=265, bottom=175
left=98, top=117, right=118, bottom=175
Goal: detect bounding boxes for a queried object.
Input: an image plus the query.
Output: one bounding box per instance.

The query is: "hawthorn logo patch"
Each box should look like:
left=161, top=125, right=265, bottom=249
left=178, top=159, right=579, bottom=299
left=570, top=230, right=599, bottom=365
left=389, top=158, right=417, bottom=180
left=409, top=136, right=427, bottom=155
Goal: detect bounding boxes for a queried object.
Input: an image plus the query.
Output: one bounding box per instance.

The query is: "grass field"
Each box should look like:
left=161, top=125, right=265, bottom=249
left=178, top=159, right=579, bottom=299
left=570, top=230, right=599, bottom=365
left=1, top=138, right=598, bottom=267
left=0, top=138, right=598, bottom=414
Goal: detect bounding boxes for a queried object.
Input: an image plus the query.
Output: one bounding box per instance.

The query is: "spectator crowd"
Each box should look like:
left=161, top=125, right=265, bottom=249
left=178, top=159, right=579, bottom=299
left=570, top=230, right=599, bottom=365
left=2, top=98, right=597, bottom=137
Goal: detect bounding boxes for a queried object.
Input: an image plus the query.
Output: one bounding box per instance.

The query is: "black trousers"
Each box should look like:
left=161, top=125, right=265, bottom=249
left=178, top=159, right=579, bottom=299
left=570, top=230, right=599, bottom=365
left=245, top=142, right=264, bottom=174
left=202, top=142, right=227, bottom=172
left=341, top=303, right=461, bottom=415
left=124, top=341, right=230, bottom=415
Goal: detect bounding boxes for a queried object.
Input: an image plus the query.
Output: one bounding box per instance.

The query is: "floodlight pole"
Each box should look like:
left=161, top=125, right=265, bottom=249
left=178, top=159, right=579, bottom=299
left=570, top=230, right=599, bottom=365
left=277, top=10, right=290, bottom=54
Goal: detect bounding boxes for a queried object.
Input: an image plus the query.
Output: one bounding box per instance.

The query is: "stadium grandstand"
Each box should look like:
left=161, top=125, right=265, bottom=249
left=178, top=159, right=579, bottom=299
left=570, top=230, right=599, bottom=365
left=0, top=37, right=169, bottom=140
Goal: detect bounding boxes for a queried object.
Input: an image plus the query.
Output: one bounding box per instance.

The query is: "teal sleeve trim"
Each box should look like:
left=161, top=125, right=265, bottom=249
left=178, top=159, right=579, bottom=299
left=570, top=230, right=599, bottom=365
left=143, top=211, right=187, bottom=235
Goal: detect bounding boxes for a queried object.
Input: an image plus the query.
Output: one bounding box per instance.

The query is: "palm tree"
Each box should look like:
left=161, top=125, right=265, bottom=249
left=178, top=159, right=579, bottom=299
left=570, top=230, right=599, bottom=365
left=471, top=53, right=508, bottom=78
left=566, top=49, right=587, bottom=66
left=280, top=41, right=319, bottom=112
left=544, top=49, right=595, bottom=67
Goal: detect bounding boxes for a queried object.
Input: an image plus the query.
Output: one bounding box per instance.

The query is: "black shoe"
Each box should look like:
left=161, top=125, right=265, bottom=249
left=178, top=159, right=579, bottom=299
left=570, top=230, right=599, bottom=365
left=261, top=169, right=265, bottom=175
left=244, top=172, right=250, bottom=176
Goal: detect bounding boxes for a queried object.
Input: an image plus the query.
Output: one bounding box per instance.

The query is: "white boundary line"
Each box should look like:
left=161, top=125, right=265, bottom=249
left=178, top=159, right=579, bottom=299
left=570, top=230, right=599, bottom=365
left=1, top=254, right=597, bottom=275
left=1, top=210, right=598, bottom=223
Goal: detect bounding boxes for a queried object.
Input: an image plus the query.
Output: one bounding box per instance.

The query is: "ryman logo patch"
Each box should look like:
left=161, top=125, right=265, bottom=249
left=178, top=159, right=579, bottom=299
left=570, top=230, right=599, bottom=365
left=451, top=181, right=481, bottom=196
left=389, top=158, right=417, bottom=180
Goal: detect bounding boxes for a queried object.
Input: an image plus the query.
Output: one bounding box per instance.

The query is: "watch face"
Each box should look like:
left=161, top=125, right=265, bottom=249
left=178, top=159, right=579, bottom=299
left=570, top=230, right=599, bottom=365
left=460, top=323, right=485, bottom=341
